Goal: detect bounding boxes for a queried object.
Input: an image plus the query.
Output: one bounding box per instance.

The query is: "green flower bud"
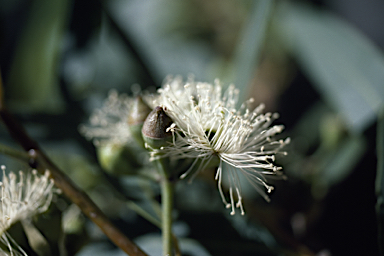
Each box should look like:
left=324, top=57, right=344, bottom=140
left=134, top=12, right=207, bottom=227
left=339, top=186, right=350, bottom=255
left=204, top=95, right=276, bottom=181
left=96, top=142, right=142, bottom=175
left=141, top=106, right=173, bottom=149
left=127, top=96, right=152, bottom=148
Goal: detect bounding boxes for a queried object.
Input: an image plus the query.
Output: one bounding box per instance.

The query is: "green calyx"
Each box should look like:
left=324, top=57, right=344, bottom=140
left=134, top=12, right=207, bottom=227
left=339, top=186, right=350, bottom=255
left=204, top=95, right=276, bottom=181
left=127, top=96, right=152, bottom=148
left=96, top=142, right=142, bottom=175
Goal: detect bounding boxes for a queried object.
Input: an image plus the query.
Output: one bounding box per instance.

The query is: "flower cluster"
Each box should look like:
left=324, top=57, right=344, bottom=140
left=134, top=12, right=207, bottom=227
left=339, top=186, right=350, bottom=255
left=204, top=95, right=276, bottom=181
left=0, top=166, right=56, bottom=255
left=81, top=76, right=289, bottom=215
left=149, top=76, right=290, bottom=215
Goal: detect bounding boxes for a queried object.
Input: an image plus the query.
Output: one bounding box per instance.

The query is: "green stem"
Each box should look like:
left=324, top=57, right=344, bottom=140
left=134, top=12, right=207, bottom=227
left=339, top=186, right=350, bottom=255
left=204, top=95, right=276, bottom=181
left=155, top=158, right=174, bottom=256
left=126, top=201, right=161, bottom=227
left=0, top=142, right=30, bottom=162
left=161, top=176, right=174, bottom=256
left=127, top=200, right=181, bottom=256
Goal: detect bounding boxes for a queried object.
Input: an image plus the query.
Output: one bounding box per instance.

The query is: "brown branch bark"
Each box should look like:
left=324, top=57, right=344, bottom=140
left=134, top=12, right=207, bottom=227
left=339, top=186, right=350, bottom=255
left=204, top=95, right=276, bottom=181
left=0, top=75, right=148, bottom=256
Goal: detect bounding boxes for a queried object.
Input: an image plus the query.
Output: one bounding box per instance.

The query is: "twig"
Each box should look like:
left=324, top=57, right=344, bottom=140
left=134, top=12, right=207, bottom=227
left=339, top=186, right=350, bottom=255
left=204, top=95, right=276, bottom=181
left=0, top=143, right=30, bottom=162
left=0, top=75, right=148, bottom=256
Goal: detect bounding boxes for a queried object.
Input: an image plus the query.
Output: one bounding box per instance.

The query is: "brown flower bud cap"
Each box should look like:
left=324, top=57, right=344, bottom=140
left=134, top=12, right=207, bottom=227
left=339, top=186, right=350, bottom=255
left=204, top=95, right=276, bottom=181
left=142, top=106, right=173, bottom=139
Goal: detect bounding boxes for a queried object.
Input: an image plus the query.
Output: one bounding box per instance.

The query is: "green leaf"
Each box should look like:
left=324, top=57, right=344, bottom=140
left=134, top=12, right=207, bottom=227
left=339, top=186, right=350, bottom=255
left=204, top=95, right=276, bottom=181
left=22, top=220, right=52, bottom=256
left=318, top=135, right=366, bottom=187
left=376, top=108, right=384, bottom=255
left=8, top=0, right=71, bottom=113
left=232, top=0, right=274, bottom=104
left=278, top=3, right=384, bottom=134
left=135, top=234, right=212, bottom=256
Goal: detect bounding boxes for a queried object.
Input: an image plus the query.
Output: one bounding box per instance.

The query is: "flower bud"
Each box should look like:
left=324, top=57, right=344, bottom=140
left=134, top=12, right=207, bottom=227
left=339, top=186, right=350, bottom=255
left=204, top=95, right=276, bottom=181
left=97, top=142, right=142, bottom=175
left=142, top=106, right=173, bottom=149
left=127, top=96, right=152, bottom=148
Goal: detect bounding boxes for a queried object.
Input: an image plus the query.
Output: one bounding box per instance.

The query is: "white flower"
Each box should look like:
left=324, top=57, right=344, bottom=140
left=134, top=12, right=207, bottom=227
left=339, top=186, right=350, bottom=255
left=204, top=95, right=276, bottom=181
left=79, top=90, right=132, bottom=146
left=0, top=165, right=56, bottom=255
left=150, top=76, right=290, bottom=215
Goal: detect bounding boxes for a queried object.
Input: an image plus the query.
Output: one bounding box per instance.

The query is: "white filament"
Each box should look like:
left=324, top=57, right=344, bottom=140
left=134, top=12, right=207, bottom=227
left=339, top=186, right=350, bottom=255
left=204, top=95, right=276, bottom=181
left=0, top=166, right=56, bottom=255
left=149, top=76, right=290, bottom=215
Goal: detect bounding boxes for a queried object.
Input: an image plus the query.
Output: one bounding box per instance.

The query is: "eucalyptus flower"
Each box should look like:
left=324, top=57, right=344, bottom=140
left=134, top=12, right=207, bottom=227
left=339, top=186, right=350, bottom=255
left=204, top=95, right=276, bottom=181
left=149, top=76, right=290, bottom=215
left=79, top=90, right=133, bottom=146
left=0, top=166, right=56, bottom=255
left=79, top=90, right=153, bottom=174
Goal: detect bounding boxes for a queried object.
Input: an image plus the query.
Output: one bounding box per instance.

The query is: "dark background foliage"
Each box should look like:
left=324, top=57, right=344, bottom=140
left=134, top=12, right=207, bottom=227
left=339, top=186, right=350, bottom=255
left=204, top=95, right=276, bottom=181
left=1, top=0, right=383, bottom=255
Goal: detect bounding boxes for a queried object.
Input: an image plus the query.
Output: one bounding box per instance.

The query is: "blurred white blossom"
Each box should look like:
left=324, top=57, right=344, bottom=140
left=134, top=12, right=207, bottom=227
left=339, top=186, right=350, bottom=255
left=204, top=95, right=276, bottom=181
left=79, top=90, right=133, bottom=146
left=0, top=166, right=56, bottom=255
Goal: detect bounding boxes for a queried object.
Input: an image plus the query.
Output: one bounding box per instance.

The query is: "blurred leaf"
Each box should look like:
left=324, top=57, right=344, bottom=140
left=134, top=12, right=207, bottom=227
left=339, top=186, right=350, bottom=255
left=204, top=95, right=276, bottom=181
left=278, top=2, right=384, bottom=134
left=76, top=234, right=212, bottom=256
left=62, top=204, right=85, bottom=235
left=287, top=102, right=367, bottom=198
left=317, top=135, right=366, bottom=188
left=49, top=151, right=101, bottom=190
left=22, top=220, right=51, bottom=256
left=75, top=243, right=125, bottom=256
left=33, top=205, right=64, bottom=256
left=135, top=234, right=212, bottom=256
left=233, top=0, right=274, bottom=104
left=291, top=102, right=330, bottom=153
left=108, top=0, right=214, bottom=83
left=227, top=214, right=278, bottom=250
left=8, top=0, right=71, bottom=113
left=376, top=108, right=384, bottom=255
left=63, top=28, right=137, bottom=96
